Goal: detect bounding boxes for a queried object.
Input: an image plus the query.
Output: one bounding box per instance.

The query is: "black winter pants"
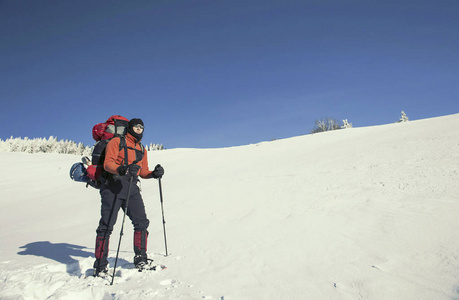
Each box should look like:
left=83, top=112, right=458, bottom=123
left=94, top=176, right=150, bottom=270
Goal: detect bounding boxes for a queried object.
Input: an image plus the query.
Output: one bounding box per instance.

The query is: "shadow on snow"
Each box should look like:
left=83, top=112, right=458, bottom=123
left=17, top=241, right=129, bottom=276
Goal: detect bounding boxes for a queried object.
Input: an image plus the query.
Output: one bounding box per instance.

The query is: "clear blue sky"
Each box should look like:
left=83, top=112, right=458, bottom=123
left=1, top=1, right=458, bottom=149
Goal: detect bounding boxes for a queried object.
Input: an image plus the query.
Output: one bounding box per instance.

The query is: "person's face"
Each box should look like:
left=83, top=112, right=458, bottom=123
left=133, top=124, right=144, bottom=134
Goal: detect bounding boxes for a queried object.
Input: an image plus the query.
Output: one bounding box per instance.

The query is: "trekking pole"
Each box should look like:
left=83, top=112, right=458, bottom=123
left=110, top=175, right=134, bottom=285
left=158, top=178, right=169, bottom=256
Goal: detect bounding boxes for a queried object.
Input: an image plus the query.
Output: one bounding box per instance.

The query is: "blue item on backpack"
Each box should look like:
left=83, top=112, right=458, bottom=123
left=70, top=162, right=89, bottom=182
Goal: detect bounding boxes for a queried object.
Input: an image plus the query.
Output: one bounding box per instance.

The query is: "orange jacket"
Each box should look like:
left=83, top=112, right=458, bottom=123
left=104, top=133, right=152, bottom=178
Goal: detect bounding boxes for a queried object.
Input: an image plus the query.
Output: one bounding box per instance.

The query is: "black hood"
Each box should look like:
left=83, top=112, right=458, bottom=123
left=127, top=118, right=144, bottom=141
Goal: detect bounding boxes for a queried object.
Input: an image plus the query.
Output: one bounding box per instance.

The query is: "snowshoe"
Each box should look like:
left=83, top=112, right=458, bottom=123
left=93, top=266, right=110, bottom=278
left=135, top=258, right=157, bottom=271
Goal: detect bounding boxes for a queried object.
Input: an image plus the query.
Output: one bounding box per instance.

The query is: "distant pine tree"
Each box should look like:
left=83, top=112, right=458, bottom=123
left=0, top=137, right=163, bottom=154
left=398, top=111, right=409, bottom=123
left=0, top=136, right=92, bottom=154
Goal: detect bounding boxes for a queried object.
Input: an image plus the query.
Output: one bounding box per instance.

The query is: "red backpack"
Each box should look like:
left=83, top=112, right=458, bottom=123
left=92, top=115, right=129, bottom=141
left=86, top=115, right=129, bottom=186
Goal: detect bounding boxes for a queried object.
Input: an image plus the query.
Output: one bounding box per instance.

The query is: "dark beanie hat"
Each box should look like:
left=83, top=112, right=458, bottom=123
left=128, top=118, right=144, bottom=141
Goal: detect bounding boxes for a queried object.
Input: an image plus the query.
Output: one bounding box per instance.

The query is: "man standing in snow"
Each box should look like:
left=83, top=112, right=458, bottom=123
left=93, top=118, right=164, bottom=276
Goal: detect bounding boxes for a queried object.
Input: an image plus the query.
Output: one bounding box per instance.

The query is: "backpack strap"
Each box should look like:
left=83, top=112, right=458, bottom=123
left=130, top=142, right=144, bottom=164
left=119, top=137, right=129, bottom=167
left=119, top=137, right=144, bottom=166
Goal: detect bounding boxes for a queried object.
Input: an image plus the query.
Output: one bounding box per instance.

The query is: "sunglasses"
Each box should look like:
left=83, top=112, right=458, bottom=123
left=133, top=124, right=144, bottom=129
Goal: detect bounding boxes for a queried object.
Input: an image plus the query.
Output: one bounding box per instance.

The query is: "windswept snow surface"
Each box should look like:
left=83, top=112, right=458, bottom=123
left=1, top=114, right=459, bottom=299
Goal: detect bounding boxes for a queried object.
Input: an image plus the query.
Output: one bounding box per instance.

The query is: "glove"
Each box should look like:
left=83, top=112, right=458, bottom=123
left=127, top=164, right=141, bottom=175
left=151, top=164, right=164, bottom=179
left=117, top=164, right=141, bottom=176
left=117, top=165, right=127, bottom=176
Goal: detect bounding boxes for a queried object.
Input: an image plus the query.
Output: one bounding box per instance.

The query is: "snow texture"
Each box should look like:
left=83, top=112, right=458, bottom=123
left=1, top=113, right=459, bottom=299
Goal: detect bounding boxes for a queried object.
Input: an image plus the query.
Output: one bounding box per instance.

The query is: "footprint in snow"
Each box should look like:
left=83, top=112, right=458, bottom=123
left=160, top=279, right=177, bottom=286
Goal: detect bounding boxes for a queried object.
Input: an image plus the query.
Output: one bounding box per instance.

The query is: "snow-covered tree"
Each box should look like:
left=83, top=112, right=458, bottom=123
left=398, top=111, right=409, bottom=122
left=0, top=136, right=166, bottom=154
left=147, top=143, right=164, bottom=151
left=0, top=136, right=92, bottom=154
left=341, top=119, right=353, bottom=129
left=310, top=118, right=341, bottom=134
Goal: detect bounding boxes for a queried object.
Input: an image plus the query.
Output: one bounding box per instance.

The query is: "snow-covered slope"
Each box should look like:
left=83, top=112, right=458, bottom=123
left=1, top=114, right=459, bottom=299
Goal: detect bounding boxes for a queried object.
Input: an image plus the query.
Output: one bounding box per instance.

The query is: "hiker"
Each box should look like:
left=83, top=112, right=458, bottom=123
left=93, top=118, right=164, bottom=276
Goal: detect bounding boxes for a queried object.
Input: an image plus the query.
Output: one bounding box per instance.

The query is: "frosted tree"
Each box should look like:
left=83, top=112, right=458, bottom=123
left=147, top=143, right=164, bottom=151
left=36, top=137, right=47, bottom=153
left=46, top=136, right=58, bottom=153
left=0, top=136, right=92, bottom=154
left=9, top=137, right=22, bottom=152
left=77, top=143, right=87, bottom=155
left=24, top=137, right=34, bottom=154
left=399, top=111, right=409, bottom=122
left=341, top=119, right=353, bottom=129
left=310, top=118, right=341, bottom=134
